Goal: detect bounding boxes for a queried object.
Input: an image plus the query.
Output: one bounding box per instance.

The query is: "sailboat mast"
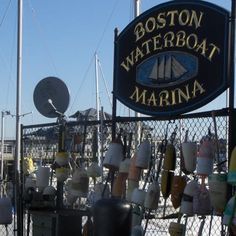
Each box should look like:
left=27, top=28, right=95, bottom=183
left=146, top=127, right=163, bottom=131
left=95, top=52, right=100, bottom=160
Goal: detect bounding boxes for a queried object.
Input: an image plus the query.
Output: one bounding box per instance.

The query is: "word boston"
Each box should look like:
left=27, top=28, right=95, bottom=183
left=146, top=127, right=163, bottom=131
left=114, top=1, right=229, bottom=116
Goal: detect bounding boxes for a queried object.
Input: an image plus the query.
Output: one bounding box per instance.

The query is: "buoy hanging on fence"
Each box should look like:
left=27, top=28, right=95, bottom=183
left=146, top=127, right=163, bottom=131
left=223, top=195, right=236, bottom=226
left=228, top=146, right=236, bottom=185
left=163, top=144, right=176, bottom=171
left=127, top=179, right=139, bottom=202
left=144, top=181, right=160, bottom=210
left=208, top=173, right=227, bottom=214
left=93, top=198, right=132, bottom=236
left=196, top=138, right=215, bottom=176
left=170, top=176, right=187, bottom=209
left=135, top=139, right=151, bottom=169
left=180, top=180, right=199, bottom=215
left=193, top=183, right=211, bottom=215
left=103, top=140, right=124, bottom=171
left=131, top=205, right=142, bottom=227
left=131, top=188, right=146, bottom=206
left=128, top=155, right=141, bottom=182
left=131, top=225, right=144, bottom=236
left=36, top=166, right=50, bottom=191
left=71, top=168, right=89, bottom=197
left=0, top=196, right=12, bottom=225
left=181, top=141, right=197, bottom=173
left=25, top=173, right=37, bottom=190
left=168, top=222, right=185, bottom=236
left=87, top=162, right=102, bottom=178
left=161, top=170, right=174, bottom=199
left=112, top=173, right=127, bottom=198
left=55, top=151, right=70, bottom=166
left=55, top=167, right=69, bottom=182
left=119, top=158, right=131, bottom=174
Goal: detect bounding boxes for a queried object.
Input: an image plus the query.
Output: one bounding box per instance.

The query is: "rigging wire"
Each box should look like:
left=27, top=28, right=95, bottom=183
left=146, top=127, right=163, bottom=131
left=68, top=0, right=120, bottom=114
left=97, top=58, right=112, bottom=108
left=0, top=0, right=12, bottom=29
left=26, top=0, right=58, bottom=75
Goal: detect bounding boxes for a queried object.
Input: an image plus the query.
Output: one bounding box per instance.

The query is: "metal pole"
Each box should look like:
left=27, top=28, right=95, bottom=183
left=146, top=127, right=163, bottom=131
left=1, top=111, right=5, bottom=182
left=134, top=0, right=141, bottom=147
left=16, top=0, right=23, bottom=235
left=134, top=0, right=141, bottom=18
left=95, top=53, right=100, bottom=160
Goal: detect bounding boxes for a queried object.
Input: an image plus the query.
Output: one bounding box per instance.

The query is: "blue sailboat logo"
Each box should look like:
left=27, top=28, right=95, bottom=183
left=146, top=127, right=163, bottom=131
left=137, top=52, right=198, bottom=88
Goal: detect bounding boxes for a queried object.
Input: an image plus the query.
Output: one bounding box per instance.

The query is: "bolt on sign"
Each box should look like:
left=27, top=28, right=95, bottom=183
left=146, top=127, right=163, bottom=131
left=114, top=1, right=230, bottom=116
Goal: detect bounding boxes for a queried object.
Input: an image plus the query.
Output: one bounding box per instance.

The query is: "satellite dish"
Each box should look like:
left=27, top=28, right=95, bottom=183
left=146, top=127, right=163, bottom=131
left=33, top=76, right=70, bottom=118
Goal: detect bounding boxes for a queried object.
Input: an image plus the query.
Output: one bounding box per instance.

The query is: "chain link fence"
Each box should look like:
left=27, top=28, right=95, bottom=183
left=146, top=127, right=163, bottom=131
left=1, top=109, right=227, bottom=236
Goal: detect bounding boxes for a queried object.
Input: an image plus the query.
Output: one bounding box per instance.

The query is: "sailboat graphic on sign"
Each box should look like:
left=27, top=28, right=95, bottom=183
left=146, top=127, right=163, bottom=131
left=136, top=51, right=198, bottom=88
left=149, top=55, right=187, bottom=83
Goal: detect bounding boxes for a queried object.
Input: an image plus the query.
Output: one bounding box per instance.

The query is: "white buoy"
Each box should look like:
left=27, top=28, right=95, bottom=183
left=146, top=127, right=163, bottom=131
left=180, top=180, right=199, bottom=215
left=181, top=141, right=197, bottom=173
left=208, top=173, right=227, bottom=214
left=70, top=168, right=89, bottom=198
left=196, top=140, right=215, bottom=176
left=103, top=142, right=124, bottom=170
left=36, top=166, right=50, bottom=191
left=144, top=181, right=160, bottom=210
left=135, top=139, right=151, bottom=169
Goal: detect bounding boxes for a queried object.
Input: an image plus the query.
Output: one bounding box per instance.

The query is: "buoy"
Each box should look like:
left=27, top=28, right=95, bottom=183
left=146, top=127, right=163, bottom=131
left=131, top=188, right=146, bottom=206
left=112, top=173, right=127, bottom=198
left=181, top=141, right=197, bottom=173
left=180, top=180, right=199, bottom=215
left=103, top=142, right=124, bottom=171
left=223, top=196, right=236, bottom=226
left=161, top=170, right=174, bottom=199
left=128, top=155, right=141, bottom=182
left=163, top=144, right=176, bottom=171
left=193, top=184, right=211, bottom=215
left=71, top=168, right=89, bottom=197
left=144, top=181, right=160, bottom=210
left=168, top=222, right=185, bottom=236
left=36, top=166, right=50, bottom=191
left=43, top=186, right=56, bottom=207
left=228, top=146, right=236, bottom=185
left=196, top=139, right=215, bottom=176
left=25, top=173, right=36, bottom=190
left=135, top=139, right=151, bottom=169
left=127, top=180, right=139, bottom=202
left=119, top=158, right=131, bottom=174
left=87, top=162, right=102, bottom=178
left=55, top=151, right=70, bottom=166
left=131, top=205, right=142, bottom=227
left=208, top=173, right=227, bottom=214
left=93, top=198, right=132, bottom=236
left=55, top=167, right=69, bottom=182
left=0, top=196, right=12, bottom=225
left=131, top=225, right=143, bottom=236
left=171, top=176, right=187, bottom=209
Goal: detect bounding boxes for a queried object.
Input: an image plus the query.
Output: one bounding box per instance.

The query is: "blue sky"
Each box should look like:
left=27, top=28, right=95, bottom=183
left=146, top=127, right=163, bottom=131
left=0, top=0, right=233, bottom=138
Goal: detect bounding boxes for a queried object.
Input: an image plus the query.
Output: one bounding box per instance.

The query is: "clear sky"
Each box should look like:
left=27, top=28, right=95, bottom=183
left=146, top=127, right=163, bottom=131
left=0, top=0, right=233, bottom=138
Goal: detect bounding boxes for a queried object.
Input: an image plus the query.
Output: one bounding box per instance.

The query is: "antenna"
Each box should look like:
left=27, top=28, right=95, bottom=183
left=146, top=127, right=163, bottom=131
left=33, top=77, right=70, bottom=118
